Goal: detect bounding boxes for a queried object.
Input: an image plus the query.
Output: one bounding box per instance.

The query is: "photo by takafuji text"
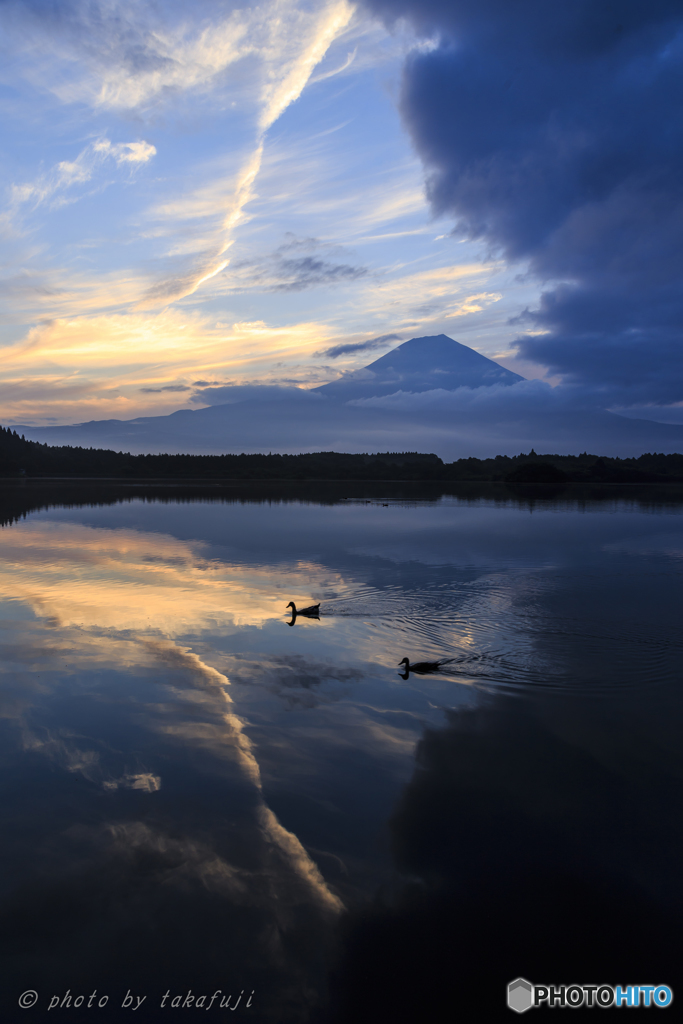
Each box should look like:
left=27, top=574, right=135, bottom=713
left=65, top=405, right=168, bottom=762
left=18, top=988, right=255, bottom=1011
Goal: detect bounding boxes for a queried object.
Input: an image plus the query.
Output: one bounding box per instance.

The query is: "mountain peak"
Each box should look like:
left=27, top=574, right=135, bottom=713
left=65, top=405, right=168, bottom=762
left=314, top=334, right=525, bottom=401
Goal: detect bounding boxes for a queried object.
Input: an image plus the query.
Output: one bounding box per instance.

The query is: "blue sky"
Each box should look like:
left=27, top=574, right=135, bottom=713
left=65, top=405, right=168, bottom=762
left=1, top=0, right=681, bottom=434
left=0, top=0, right=541, bottom=426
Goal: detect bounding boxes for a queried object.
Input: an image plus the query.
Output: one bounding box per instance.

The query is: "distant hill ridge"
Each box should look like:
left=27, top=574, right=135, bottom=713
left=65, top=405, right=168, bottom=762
left=314, top=334, right=524, bottom=401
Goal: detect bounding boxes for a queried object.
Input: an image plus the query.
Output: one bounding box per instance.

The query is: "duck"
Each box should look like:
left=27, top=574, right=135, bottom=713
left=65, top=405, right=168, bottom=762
left=398, top=657, right=443, bottom=679
left=286, top=601, right=320, bottom=621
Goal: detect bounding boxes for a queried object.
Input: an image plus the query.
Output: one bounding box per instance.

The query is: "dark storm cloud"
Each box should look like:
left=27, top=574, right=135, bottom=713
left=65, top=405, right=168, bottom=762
left=319, top=334, right=402, bottom=359
left=140, top=384, right=191, bottom=393
left=359, top=0, right=683, bottom=406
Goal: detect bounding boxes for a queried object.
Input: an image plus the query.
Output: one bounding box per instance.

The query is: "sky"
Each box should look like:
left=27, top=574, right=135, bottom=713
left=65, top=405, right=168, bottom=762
left=1, top=0, right=682, bottom=435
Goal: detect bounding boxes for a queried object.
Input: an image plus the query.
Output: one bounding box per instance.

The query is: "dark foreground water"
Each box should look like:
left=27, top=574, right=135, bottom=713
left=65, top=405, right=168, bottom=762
left=1, top=481, right=682, bottom=1021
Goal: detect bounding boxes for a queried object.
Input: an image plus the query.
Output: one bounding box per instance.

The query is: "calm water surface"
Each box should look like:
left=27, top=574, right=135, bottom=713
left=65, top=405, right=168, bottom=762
left=1, top=483, right=682, bottom=1021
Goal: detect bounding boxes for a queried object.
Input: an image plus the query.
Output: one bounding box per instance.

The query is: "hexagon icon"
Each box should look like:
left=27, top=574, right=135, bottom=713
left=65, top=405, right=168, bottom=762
left=507, top=978, right=533, bottom=1013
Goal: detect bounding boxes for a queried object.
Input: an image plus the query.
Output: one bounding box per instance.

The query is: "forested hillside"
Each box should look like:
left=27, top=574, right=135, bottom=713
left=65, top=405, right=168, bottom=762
left=1, top=426, right=682, bottom=482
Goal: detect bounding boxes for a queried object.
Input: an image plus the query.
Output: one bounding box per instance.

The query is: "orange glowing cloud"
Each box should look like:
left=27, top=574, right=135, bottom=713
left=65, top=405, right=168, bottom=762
left=0, top=311, right=334, bottom=423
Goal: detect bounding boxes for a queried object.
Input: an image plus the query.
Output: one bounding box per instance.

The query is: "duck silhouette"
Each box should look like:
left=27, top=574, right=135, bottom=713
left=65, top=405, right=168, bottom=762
left=286, top=601, right=320, bottom=626
left=398, top=657, right=443, bottom=680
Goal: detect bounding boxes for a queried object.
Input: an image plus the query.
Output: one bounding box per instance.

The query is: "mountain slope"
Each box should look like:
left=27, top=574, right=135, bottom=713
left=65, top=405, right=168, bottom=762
left=314, top=334, right=524, bottom=401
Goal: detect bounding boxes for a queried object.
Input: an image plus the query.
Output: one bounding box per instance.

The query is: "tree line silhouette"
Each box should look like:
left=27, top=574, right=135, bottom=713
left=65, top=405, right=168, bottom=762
left=2, top=426, right=682, bottom=482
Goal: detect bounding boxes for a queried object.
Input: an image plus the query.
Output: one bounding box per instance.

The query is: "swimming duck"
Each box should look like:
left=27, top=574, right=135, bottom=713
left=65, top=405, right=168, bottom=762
left=398, top=657, right=443, bottom=679
left=286, top=601, right=320, bottom=625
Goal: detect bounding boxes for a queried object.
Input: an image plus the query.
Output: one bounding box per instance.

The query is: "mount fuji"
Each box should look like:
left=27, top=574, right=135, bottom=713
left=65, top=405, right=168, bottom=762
left=313, top=334, right=524, bottom=401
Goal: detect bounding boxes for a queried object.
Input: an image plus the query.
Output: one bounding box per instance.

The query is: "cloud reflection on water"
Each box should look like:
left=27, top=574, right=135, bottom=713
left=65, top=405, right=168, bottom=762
left=0, top=514, right=351, bottom=1020
left=1, top=489, right=682, bottom=1020
left=0, top=520, right=333, bottom=632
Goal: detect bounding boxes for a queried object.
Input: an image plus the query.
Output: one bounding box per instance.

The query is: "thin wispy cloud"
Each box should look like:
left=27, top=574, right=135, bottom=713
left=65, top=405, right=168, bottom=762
left=136, top=0, right=355, bottom=307
left=1, top=0, right=255, bottom=113
left=140, top=384, right=192, bottom=394
left=228, top=233, right=368, bottom=292
left=320, top=333, right=402, bottom=358
left=9, top=137, right=156, bottom=212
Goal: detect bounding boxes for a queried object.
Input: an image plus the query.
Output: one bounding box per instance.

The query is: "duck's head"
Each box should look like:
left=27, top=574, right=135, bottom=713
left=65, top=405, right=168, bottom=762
left=286, top=602, right=295, bottom=610
left=398, top=658, right=410, bottom=667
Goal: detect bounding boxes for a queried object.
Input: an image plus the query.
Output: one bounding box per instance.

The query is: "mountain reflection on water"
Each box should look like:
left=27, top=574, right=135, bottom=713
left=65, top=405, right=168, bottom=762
left=0, top=481, right=681, bottom=1021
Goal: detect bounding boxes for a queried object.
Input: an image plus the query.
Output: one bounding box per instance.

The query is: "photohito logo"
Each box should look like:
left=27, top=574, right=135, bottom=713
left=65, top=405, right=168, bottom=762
left=507, top=979, right=673, bottom=1012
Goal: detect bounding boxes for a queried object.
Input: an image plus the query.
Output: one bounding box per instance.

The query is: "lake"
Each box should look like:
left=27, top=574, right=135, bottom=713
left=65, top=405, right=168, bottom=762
left=1, top=481, right=681, bottom=1021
